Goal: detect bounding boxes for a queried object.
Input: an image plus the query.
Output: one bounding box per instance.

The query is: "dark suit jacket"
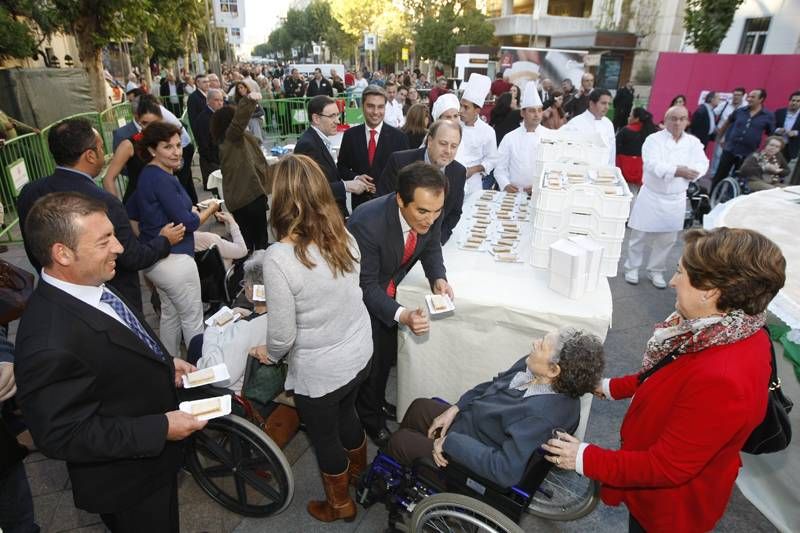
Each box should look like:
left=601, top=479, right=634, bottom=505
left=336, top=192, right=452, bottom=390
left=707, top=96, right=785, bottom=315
left=377, top=148, right=466, bottom=244
left=689, top=104, right=715, bottom=147
left=16, top=168, right=170, bottom=311
left=159, top=79, right=185, bottom=99
left=338, top=123, right=409, bottom=210
left=294, top=127, right=347, bottom=217
left=193, top=106, right=219, bottom=165
left=112, top=121, right=138, bottom=152
left=14, top=281, right=183, bottom=514
left=775, top=107, right=800, bottom=160
left=187, top=90, right=207, bottom=131
left=305, top=78, right=334, bottom=97
left=347, top=193, right=446, bottom=327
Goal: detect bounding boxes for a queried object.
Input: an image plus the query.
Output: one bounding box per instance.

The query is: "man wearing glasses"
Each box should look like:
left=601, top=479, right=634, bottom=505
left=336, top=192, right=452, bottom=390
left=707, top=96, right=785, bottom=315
left=294, top=95, right=374, bottom=218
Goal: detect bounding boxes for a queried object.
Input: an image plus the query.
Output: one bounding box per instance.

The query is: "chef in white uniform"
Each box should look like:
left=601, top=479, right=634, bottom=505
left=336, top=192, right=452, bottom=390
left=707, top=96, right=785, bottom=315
left=432, top=93, right=460, bottom=123
left=562, top=88, right=616, bottom=166
left=624, top=106, right=708, bottom=288
left=494, top=82, right=551, bottom=193
left=455, top=73, right=498, bottom=195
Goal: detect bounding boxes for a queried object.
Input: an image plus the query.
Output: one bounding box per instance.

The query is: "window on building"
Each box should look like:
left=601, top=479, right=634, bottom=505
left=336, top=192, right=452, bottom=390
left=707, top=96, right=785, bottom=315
left=486, top=0, right=502, bottom=17
left=738, top=17, right=770, bottom=54
left=547, top=0, right=592, bottom=18
left=219, top=0, right=238, bottom=16
left=230, top=28, right=241, bottom=38
left=511, top=0, right=533, bottom=15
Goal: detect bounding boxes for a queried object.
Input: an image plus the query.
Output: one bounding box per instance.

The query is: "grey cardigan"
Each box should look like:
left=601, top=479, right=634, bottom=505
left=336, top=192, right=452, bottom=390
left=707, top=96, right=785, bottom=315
left=443, top=356, right=581, bottom=488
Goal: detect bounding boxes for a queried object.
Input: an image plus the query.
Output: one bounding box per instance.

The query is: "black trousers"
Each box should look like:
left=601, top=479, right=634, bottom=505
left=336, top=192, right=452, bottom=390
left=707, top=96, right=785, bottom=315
left=231, top=195, right=268, bottom=251
left=356, top=315, right=396, bottom=433
left=293, top=363, right=370, bottom=474
left=99, top=476, right=179, bottom=533
left=711, top=149, right=742, bottom=192
left=198, top=156, right=220, bottom=196
left=629, top=513, right=646, bottom=533
left=386, top=398, right=450, bottom=466
left=176, top=144, right=198, bottom=204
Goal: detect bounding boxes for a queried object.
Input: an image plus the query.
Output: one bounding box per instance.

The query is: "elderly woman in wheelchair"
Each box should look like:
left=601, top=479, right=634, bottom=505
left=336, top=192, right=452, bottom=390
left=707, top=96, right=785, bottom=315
left=357, top=329, right=605, bottom=532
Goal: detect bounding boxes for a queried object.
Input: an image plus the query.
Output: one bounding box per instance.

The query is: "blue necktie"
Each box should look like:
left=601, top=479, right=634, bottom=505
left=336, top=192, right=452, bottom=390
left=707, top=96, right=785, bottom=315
left=100, top=289, right=165, bottom=360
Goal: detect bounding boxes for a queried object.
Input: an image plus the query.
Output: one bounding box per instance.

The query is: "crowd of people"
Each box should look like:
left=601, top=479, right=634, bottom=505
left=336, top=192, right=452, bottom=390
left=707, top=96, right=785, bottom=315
left=0, top=60, right=792, bottom=533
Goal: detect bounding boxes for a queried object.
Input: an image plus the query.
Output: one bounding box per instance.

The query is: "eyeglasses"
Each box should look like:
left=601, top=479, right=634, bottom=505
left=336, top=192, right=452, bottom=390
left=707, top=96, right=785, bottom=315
left=317, top=112, right=340, bottom=120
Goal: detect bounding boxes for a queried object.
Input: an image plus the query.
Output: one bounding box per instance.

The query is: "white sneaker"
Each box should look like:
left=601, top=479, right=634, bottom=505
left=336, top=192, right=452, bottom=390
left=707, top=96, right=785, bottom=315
left=648, top=272, right=667, bottom=289
left=624, top=270, right=639, bottom=285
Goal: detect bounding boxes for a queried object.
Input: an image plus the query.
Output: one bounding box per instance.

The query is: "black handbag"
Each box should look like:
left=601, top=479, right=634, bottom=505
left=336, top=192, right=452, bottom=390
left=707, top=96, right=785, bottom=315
left=742, top=335, right=793, bottom=455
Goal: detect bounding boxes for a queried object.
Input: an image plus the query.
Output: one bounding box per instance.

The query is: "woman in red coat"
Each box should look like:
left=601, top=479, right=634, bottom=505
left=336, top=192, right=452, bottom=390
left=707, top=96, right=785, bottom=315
left=543, top=227, right=786, bottom=533
left=615, top=107, right=657, bottom=191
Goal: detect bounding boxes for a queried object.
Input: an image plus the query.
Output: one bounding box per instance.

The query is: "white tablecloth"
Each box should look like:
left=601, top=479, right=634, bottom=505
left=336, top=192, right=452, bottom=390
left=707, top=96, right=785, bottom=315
left=396, top=193, right=613, bottom=424
left=705, top=187, right=800, bottom=533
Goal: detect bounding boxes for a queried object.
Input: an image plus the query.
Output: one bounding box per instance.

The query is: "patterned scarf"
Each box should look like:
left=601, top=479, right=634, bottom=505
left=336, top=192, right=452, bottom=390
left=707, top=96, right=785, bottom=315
left=641, top=309, right=766, bottom=371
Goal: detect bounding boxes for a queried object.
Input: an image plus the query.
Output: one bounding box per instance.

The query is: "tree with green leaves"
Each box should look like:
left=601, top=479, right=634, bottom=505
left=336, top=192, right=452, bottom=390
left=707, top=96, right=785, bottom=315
left=684, top=0, right=745, bottom=52
left=412, top=2, right=494, bottom=67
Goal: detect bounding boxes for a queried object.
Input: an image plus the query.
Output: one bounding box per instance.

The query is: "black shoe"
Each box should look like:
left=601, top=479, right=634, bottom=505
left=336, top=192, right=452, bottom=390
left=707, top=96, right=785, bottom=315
left=366, top=426, right=392, bottom=448
left=381, top=402, right=397, bottom=421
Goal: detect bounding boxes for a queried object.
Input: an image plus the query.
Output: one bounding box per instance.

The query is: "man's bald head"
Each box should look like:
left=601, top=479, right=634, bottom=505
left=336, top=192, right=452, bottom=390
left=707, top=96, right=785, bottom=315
left=664, top=106, right=689, bottom=138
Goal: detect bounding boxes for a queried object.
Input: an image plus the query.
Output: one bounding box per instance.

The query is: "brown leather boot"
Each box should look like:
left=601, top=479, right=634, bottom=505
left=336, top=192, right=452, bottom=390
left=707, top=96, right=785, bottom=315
left=347, top=435, right=368, bottom=487
left=307, top=467, right=357, bottom=522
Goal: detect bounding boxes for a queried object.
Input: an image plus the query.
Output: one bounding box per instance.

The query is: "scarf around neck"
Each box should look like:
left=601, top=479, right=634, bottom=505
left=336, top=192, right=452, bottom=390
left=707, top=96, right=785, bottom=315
left=641, top=309, right=766, bottom=371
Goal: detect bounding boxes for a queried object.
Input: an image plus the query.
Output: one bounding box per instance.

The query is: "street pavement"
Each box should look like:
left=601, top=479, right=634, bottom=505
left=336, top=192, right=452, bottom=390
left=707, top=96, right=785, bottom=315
left=7, top=180, right=778, bottom=533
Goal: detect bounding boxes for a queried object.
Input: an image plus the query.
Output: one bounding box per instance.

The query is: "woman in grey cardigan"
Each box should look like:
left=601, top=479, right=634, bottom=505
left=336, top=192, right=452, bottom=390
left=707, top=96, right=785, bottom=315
left=387, top=329, right=604, bottom=488
left=263, top=155, right=372, bottom=523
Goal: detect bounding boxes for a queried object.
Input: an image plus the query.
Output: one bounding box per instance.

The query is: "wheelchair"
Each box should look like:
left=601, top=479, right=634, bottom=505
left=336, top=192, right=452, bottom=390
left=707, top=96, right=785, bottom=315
left=709, top=156, right=749, bottom=209
left=182, top=357, right=299, bottom=517
left=194, top=245, right=247, bottom=317
left=356, top=395, right=600, bottom=533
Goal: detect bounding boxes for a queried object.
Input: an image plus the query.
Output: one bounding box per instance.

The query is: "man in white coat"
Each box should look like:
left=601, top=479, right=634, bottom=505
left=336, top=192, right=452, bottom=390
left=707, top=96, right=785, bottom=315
left=494, top=82, right=551, bottom=193
left=624, top=106, right=709, bottom=288
left=455, top=73, right=498, bottom=194
left=563, top=88, right=616, bottom=166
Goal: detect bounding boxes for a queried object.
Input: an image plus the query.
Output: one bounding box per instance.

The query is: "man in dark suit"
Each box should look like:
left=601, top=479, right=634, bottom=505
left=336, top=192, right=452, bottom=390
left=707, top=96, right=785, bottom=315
left=159, top=71, right=185, bottom=118
left=378, top=120, right=466, bottom=244
left=613, top=80, right=635, bottom=131
left=774, top=91, right=800, bottom=161
left=284, top=68, right=306, bottom=98
left=14, top=191, right=205, bottom=532
left=187, top=73, right=209, bottom=133
left=348, top=162, right=454, bottom=446
left=689, top=91, right=720, bottom=148
left=16, top=118, right=181, bottom=312
left=305, top=68, right=334, bottom=97
left=294, top=95, right=373, bottom=218
left=338, top=85, right=410, bottom=211
left=194, top=88, right=225, bottom=192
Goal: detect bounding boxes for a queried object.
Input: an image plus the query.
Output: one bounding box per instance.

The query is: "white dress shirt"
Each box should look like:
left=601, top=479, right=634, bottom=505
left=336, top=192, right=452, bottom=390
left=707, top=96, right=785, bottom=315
left=494, top=124, right=551, bottom=191
left=384, top=99, right=405, bottom=128
left=628, top=129, right=709, bottom=233
left=393, top=208, right=413, bottom=324
left=456, top=117, right=499, bottom=194
left=364, top=121, right=384, bottom=148
left=563, top=110, right=616, bottom=166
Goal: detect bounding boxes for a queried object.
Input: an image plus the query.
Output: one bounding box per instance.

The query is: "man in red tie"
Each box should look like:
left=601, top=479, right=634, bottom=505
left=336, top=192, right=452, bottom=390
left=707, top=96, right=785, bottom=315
left=337, top=85, right=410, bottom=212
left=347, top=162, right=454, bottom=446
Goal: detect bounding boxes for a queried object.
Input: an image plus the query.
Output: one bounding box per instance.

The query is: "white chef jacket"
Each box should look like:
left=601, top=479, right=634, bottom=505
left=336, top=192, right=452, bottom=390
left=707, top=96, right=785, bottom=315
left=563, top=110, right=616, bottom=166
left=456, top=118, right=498, bottom=194
left=384, top=99, right=405, bottom=128
left=628, top=129, right=709, bottom=233
left=494, top=124, right=551, bottom=192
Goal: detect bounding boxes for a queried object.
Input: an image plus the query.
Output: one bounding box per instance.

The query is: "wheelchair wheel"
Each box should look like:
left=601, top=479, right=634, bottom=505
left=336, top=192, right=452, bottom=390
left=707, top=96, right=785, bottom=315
left=526, top=467, right=599, bottom=521
left=185, top=414, right=294, bottom=517
left=409, top=493, right=524, bottom=533
left=710, top=177, right=740, bottom=208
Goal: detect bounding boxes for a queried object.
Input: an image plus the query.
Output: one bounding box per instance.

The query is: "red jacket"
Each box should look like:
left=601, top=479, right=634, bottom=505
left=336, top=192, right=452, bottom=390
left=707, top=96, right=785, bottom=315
left=583, top=330, right=770, bottom=533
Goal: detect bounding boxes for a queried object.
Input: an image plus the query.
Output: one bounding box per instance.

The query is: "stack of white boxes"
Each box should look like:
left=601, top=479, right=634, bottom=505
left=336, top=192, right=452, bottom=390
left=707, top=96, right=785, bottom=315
left=530, top=132, right=633, bottom=278
left=548, top=236, right=605, bottom=299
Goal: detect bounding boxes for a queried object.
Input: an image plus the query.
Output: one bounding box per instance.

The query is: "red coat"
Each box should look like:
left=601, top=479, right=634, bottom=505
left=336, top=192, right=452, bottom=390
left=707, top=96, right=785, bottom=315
left=583, top=330, right=770, bottom=533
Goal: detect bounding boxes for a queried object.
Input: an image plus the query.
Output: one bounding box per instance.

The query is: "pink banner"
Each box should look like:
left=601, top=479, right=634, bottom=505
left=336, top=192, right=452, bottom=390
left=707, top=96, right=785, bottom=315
left=650, top=52, right=800, bottom=122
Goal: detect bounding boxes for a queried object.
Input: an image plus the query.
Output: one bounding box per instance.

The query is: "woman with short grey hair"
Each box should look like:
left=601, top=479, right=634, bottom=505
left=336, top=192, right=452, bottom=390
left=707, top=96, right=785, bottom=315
left=194, top=250, right=269, bottom=393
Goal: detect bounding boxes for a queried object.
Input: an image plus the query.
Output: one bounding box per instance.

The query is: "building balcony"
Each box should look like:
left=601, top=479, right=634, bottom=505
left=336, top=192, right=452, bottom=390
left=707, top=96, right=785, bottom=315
left=490, top=14, right=596, bottom=38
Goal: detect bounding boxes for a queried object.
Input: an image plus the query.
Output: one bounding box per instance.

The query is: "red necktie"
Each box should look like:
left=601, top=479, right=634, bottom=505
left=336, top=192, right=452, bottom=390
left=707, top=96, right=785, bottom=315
left=368, top=129, right=377, bottom=167
left=386, top=230, right=417, bottom=298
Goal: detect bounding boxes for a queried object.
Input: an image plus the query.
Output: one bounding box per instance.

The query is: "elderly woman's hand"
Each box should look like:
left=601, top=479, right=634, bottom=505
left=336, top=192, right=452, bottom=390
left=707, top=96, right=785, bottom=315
left=541, top=431, right=582, bottom=471
left=248, top=345, right=273, bottom=365
left=428, top=405, right=459, bottom=439
left=432, top=436, right=448, bottom=467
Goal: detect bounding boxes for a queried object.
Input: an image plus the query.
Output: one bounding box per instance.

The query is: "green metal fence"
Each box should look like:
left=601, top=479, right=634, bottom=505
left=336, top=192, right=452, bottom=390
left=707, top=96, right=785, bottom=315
left=0, top=133, right=53, bottom=241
